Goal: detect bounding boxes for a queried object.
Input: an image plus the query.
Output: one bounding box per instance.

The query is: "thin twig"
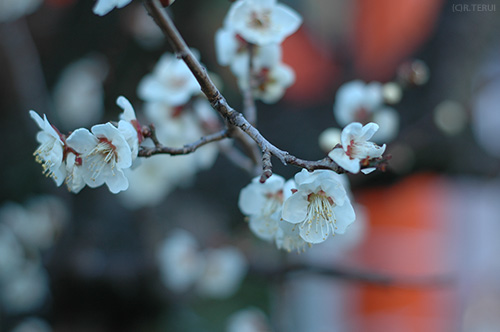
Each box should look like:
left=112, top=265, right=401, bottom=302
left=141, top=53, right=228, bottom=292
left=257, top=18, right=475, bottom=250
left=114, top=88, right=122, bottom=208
left=139, top=125, right=230, bottom=157
left=219, top=143, right=256, bottom=174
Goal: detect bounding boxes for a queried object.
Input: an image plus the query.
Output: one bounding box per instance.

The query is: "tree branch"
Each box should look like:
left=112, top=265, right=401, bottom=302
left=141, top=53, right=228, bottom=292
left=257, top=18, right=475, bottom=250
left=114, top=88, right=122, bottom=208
left=142, top=0, right=344, bottom=177
left=139, top=124, right=230, bottom=157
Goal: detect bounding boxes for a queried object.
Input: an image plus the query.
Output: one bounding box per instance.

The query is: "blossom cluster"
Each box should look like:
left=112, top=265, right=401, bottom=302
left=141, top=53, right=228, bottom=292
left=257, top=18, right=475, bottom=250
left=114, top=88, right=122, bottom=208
left=327, top=80, right=401, bottom=146
left=239, top=122, right=385, bottom=252
left=157, top=229, right=248, bottom=299
left=239, top=170, right=355, bottom=252
left=119, top=51, right=221, bottom=208
left=30, top=96, right=141, bottom=194
left=215, top=0, right=302, bottom=103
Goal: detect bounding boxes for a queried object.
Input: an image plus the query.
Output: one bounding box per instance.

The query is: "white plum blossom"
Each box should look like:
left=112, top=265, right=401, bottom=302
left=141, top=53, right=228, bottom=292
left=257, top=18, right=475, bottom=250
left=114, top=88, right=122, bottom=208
left=157, top=229, right=205, bottom=292
left=238, top=174, right=285, bottom=241
left=66, top=123, right=132, bottom=194
left=137, top=52, right=201, bottom=106
left=328, top=122, right=386, bottom=174
left=281, top=169, right=355, bottom=244
left=93, top=0, right=132, bottom=16
left=225, top=0, right=302, bottom=46
left=196, top=246, right=248, bottom=299
left=116, top=96, right=141, bottom=160
left=334, top=80, right=399, bottom=143
left=215, top=26, right=246, bottom=67
left=29, top=111, right=66, bottom=186
left=53, top=55, right=107, bottom=129
left=215, top=26, right=281, bottom=75
left=64, top=152, right=86, bottom=193
left=144, top=102, right=204, bottom=144
left=238, top=61, right=295, bottom=104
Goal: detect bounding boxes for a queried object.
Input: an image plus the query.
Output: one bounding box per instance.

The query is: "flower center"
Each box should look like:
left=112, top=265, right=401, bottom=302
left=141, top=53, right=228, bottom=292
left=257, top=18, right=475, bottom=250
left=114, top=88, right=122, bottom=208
left=354, top=107, right=373, bottom=123
left=86, top=137, right=118, bottom=182
left=301, top=191, right=337, bottom=241
left=249, top=10, right=271, bottom=30
left=262, top=190, right=283, bottom=217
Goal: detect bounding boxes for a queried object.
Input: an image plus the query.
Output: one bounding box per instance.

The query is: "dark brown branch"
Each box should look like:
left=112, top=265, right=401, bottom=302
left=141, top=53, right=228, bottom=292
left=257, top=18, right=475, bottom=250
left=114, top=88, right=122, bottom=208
left=252, top=263, right=454, bottom=288
left=142, top=0, right=344, bottom=177
left=139, top=125, right=230, bottom=157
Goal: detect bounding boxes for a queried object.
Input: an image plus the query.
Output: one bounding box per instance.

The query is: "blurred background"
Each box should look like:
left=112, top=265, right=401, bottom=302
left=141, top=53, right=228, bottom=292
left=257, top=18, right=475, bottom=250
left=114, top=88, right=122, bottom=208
left=1, top=0, right=500, bottom=331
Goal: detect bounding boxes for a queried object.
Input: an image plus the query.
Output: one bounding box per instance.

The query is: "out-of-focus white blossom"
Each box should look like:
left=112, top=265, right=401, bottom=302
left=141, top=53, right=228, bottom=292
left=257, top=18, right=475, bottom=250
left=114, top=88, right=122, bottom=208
left=215, top=26, right=281, bottom=74
left=0, top=198, right=66, bottom=250
left=196, top=246, right=248, bottom=298
left=237, top=62, right=295, bottom=104
left=93, top=0, right=132, bottom=16
left=434, top=100, right=467, bottom=136
left=226, top=307, right=273, bottom=332
left=328, top=122, right=386, bottom=174
left=30, top=111, right=66, bottom=186
left=0, top=0, right=42, bottom=22
left=127, top=4, right=164, bottom=48
left=318, top=127, right=341, bottom=153
left=0, top=224, right=24, bottom=279
left=0, top=262, right=49, bottom=313
left=275, top=219, right=308, bottom=253
left=238, top=174, right=285, bottom=241
left=382, top=82, right=403, bottom=104
left=137, top=52, right=201, bottom=106
left=145, top=102, right=203, bottom=144
left=119, top=152, right=196, bottom=209
left=157, top=229, right=205, bottom=292
left=472, top=75, right=500, bottom=157
left=66, top=123, right=132, bottom=193
left=281, top=169, right=355, bottom=244
left=215, top=27, right=246, bottom=67
left=10, top=317, right=52, bottom=332
left=157, top=230, right=248, bottom=298
left=53, top=55, right=108, bottom=129
left=225, top=0, right=302, bottom=46
left=334, top=80, right=399, bottom=143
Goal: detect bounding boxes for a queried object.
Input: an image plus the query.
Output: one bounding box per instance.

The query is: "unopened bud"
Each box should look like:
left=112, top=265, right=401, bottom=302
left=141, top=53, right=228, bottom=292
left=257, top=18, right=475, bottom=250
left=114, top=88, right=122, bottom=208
left=397, top=59, right=430, bottom=87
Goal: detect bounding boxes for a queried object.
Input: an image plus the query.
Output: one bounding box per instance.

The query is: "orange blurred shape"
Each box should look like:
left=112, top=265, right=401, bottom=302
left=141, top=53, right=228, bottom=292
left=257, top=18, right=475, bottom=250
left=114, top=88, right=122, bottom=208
left=282, top=28, right=339, bottom=105
left=353, top=173, right=456, bottom=332
left=354, top=0, right=444, bottom=81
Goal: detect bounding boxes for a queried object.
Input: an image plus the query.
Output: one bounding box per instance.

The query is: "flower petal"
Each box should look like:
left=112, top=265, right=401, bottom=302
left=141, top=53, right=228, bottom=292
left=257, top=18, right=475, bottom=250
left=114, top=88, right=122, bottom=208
left=105, top=169, right=129, bottom=194
left=329, top=148, right=360, bottom=174
left=282, top=192, right=309, bottom=223
left=332, top=199, right=356, bottom=234
left=66, top=128, right=97, bottom=154
left=238, top=184, right=268, bottom=215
